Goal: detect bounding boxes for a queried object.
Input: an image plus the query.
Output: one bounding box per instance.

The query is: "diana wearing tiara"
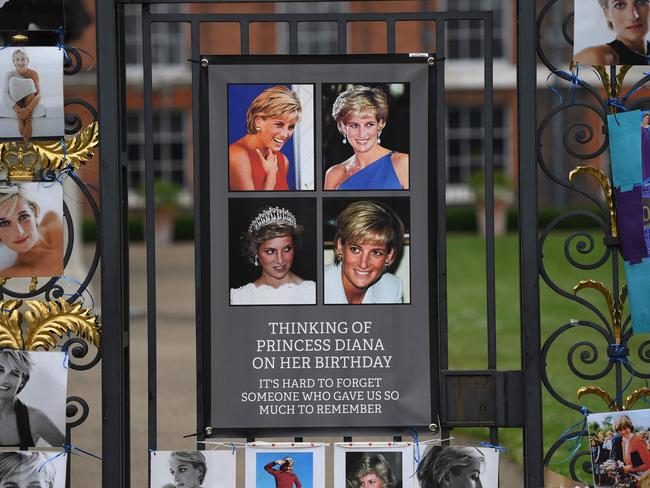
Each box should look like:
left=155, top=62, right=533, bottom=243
left=229, top=85, right=302, bottom=191
left=230, top=206, right=315, bottom=305
left=324, top=85, right=408, bottom=190
left=0, top=184, right=63, bottom=278
left=325, top=200, right=404, bottom=304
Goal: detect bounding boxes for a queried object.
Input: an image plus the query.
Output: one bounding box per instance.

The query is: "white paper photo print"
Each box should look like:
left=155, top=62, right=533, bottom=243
left=0, top=349, right=67, bottom=448
left=245, top=442, right=326, bottom=488
left=150, top=450, right=236, bottom=488
left=0, top=182, right=65, bottom=278
left=334, top=442, right=414, bottom=488
left=574, top=0, right=650, bottom=66
left=414, top=445, right=499, bottom=488
left=0, top=46, right=64, bottom=140
left=587, top=408, right=650, bottom=487
left=0, top=450, right=67, bottom=487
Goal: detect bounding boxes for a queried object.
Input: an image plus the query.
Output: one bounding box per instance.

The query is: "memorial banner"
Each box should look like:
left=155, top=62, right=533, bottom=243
left=201, top=55, right=436, bottom=431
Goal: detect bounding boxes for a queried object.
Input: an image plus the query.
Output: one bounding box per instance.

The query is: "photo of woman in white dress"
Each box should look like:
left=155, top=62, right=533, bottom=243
left=230, top=203, right=316, bottom=305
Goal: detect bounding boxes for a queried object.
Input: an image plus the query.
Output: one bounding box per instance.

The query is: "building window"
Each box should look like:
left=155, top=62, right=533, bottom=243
left=276, top=2, right=347, bottom=54
left=446, top=105, right=509, bottom=197
left=439, top=0, right=509, bottom=60
left=127, top=110, right=186, bottom=190
left=124, top=4, right=187, bottom=65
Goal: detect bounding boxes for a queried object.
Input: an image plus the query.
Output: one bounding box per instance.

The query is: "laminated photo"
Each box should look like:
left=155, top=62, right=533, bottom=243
left=245, top=443, right=325, bottom=488
left=0, top=182, right=64, bottom=278
left=588, top=408, right=650, bottom=487
left=334, top=442, right=414, bottom=488
left=415, top=445, right=499, bottom=488
left=0, top=451, right=67, bottom=487
left=149, top=450, right=236, bottom=488
left=0, top=46, right=64, bottom=140
left=574, top=0, right=650, bottom=66
left=0, top=350, right=67, bottom=448
left=228, top=83, right=315, bottom=191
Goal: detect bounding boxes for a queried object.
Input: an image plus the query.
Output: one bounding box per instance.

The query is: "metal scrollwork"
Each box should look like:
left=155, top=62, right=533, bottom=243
left=537, top=0, right=650, bottom=477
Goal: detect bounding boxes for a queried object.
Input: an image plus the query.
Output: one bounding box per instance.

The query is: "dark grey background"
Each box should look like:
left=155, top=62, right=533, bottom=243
left=208, top=60, right=433, bottom=430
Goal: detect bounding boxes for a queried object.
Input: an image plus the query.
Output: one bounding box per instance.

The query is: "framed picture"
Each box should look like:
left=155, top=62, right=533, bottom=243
left=574, top=0, right=650, bottom=66
left=0, top=451, right=67, bottom=486
left=0, top=46, right=64, bottom=140
left=0, top=182, right=64, bottom=278
left=200, top=54, right=436, bottom=432
left=0, top=349, right=67, bottom=448
left=150, top=450, right=236, bottom=488
left=245, top=443, right=325, bottom=488
left=334, top=442, right=413, bottom=488
left=588, top=408, right=650, bottom=487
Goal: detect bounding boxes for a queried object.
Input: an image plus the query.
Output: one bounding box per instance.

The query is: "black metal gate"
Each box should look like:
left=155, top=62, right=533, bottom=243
left=96, top=1, right=545, bottom=486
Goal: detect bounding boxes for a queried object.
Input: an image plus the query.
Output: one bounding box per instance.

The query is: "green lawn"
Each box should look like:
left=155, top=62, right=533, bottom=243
left=446, top=231, right=647, bottom=482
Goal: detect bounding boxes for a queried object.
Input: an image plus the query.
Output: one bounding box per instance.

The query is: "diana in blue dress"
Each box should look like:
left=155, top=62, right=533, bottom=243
left=324, top=85, right=409, bottom=190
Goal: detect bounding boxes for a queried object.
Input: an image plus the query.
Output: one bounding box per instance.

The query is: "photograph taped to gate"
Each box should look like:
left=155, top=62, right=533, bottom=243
left=322, top=82, right=410, bottom=191
left=333, top=443, right=413, bottom=488
left=0, top=350, right=67, bottom=448
left=0, top=46, right=64, bottom=141
left=227, top=83, right=315, bottom=191
left=588, top=409, right=650, bottom=487
left=245, top=445, right=325, bottom=488
left=0, top=182, right=64, bottom=279
left=414, top=445, right=499, bottom=488
left=228, top=197, right=317, bottom=305
left=0, top=451, right=67, bottom=487
left=323, top=197, right=411, bottom=304
left=574, top=0, right=650, bottom=66
left=149, top=450, right=236, bottom=488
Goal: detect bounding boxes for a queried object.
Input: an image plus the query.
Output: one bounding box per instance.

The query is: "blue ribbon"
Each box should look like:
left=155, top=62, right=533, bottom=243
left=67, top=444, right=102, bottom=461
left=38, top=449, right=67, bottom=472
left=608, top=344, right=636, bottom=407
left=58, top=275, right=96, bottom=310
left=549, top=406, right=589, bottom=465
left=479, top=441, right=507, bottom=452
left=547, top=66, right=581, bottom=106
left=409, top=427, right=421, bottom=467
left=608, top=98, right=628, bottom=112
left=230, top=442, right=236, bottom=455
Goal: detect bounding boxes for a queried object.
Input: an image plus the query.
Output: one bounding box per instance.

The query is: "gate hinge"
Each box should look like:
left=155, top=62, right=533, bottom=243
left=440, top=370, right=524, bottom=428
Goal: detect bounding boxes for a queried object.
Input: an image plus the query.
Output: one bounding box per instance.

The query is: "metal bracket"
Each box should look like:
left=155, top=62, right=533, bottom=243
left=441, top=370, right=524, bottom=428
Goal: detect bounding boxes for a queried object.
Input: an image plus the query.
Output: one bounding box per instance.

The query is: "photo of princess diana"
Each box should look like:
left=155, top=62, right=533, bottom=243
left=149, top=450, right=236, bottom=488
left=0, top=46, right=64, bottom=140
left=322, top=82, right=409, bottom=190
left=228, top=83, right=315, bottom=191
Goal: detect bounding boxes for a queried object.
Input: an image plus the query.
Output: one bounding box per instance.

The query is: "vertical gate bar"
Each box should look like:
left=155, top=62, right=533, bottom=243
left=387, top=19, right=395, bottom=53
left=142, top=3, right=158, bottom=456
left=97, top=0, right=130, bottom=486
left=192, top=19, right=209, bottom=447
left=289, top=20, right=298, bottom=54
left=483, top=12, right=496, bottom=371
left=482, top=11, right=499, bottom=446
left=517, top=0, right=544, bottom=485
left=337, top=20, right=347, bottom=54
left=241, top=18, right=249, bottom=55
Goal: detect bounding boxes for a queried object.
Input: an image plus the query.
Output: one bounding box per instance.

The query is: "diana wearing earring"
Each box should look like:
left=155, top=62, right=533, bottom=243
left=0, top=184, right=63, bottom=278
left=230, top=206, right=315, bottom=305
left=229, top=85, right=302, bottom=191
left=324, top=85, right=409, bottom=190
left=324, top=200, right=404, bottom=304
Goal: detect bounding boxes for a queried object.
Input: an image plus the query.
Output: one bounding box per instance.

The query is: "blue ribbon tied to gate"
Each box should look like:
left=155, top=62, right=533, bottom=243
left=550, top=406, right=589, bottom=465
